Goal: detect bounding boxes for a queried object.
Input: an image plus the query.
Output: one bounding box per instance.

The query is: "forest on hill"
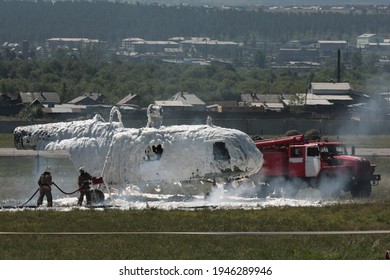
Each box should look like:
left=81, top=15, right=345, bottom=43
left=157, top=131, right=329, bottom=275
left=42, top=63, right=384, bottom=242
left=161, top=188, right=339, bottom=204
left=0, top=1, right=390, bottom=44
left=1, top=52, right=389, bottom=106
left=132, top=0, right=390, bottom=6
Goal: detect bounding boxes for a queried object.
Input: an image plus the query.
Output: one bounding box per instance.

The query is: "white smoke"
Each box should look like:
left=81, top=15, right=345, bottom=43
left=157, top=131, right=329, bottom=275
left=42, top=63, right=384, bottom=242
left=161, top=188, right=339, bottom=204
left=316, top=173, right=350, bottom=198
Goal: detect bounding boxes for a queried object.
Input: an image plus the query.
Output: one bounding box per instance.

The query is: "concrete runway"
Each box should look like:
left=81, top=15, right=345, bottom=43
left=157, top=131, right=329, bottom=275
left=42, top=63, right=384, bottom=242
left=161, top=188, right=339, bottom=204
left=0, top=148, right=389, bottom=157
left=0, top=148, right=70, bottom=158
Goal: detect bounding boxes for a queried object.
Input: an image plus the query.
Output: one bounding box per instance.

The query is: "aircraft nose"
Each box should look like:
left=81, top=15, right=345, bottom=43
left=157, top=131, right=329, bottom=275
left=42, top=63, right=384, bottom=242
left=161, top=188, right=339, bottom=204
left=13, top=129, right=27, bottom=150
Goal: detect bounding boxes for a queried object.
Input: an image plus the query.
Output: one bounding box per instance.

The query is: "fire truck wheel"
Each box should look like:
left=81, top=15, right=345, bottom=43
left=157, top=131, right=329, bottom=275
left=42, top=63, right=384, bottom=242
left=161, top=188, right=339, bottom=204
left=90, top=189, right=105, bottom=204
left=351, top=182, right=372, bottom=198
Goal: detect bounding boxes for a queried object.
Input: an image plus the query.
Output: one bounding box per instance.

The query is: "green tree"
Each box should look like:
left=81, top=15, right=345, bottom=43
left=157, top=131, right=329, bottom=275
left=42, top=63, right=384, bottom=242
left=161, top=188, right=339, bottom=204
left=351, top=51, right=363, bottom=69
left=253, top=50, right=266, bottom=68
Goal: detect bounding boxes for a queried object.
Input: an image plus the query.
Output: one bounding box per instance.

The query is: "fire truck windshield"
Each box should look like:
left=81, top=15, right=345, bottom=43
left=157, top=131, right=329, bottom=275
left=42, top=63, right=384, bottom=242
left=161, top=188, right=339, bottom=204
left=319, top=144, right=348, bottom=155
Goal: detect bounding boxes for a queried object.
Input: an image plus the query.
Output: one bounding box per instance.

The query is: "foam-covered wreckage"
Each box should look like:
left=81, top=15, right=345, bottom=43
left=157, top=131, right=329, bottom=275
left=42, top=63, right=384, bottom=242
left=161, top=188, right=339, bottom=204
left=13, top=106, right=263, bottom=191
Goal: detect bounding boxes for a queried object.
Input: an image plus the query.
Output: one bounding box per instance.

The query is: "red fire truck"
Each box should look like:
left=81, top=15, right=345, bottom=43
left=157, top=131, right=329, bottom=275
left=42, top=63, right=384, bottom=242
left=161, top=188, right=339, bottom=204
left=251, top=134, right=381, bottom=198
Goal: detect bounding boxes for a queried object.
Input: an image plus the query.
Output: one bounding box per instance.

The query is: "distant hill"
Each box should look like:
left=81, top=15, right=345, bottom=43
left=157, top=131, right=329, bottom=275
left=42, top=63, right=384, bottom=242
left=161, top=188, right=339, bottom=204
left=1, top=1, right=389, bottom=44
left=125, top=0, right=390, bottom=6
left=7, top=0, right=390, bottom=6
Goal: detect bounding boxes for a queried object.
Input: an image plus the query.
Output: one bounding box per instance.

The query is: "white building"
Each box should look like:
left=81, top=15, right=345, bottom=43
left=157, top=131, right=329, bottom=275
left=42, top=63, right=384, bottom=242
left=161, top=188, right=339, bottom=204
left=356, top=34, right=384, bottom=48
left=46, top=38, right=101, bottom=50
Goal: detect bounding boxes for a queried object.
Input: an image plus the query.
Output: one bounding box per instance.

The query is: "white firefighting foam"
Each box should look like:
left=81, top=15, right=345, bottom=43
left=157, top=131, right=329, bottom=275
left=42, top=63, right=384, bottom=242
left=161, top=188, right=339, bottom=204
left=0, top=153, right=342, bottom=212
left=1, top=184, right=335, bottom=212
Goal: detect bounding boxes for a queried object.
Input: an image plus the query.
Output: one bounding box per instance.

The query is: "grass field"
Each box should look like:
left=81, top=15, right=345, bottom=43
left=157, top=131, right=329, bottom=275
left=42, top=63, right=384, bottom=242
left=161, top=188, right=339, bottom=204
left=0, top=204, right=390, bottom=260
left=0, top=134, right=13, bottom=148
left=0, top=133, right=390, bottom=260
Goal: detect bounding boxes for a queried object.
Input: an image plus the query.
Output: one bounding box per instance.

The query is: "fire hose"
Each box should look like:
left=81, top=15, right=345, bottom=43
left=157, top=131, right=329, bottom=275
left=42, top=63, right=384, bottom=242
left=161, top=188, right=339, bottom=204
left=13, top=183, right=81, bottom=208
left=53, top=182, right=105, bottom=204
left=1, top=181, right=105, bottom=209
left=17, top=188, right=39, bottom=207
left=53, top=182, right=105, bottom=203
left=52, top=182, right=82, bottom=195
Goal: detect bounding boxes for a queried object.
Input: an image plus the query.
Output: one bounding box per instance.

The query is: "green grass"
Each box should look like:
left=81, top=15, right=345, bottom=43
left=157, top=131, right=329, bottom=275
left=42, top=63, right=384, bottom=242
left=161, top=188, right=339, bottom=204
left=0, top=134, right=13, bottom=148
left=2, top=204, right=390, bottom=232
left=2, top=234, right=388, bottom=260
left=0, top=204, right=390, bottom=260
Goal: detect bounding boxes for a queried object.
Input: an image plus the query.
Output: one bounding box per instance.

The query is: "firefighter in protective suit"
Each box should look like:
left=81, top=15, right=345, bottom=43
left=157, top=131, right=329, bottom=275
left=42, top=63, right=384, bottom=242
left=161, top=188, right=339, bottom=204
left=37, top=166, right=53, bottom=207
left=77, top=166, right=94, bottom=206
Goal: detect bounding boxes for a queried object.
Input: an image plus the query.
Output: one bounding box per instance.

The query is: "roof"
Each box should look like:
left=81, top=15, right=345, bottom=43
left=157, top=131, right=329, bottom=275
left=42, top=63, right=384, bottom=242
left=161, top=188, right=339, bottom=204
left=42, top=104, right=86, bottom=113
left=310, top=82, right=351, bottom=94
left=133, top=41, right=179, bottom=46
left=264, top=102, right=285, bottom=109
left=68, top=96, right=96, bottom=105
left=251, top=102, right=284, bottom=109
left=46, top=38, right=99, bottom=43
left=317, top=40, right=347, bottom=44
left=306, top=93, right=353, bottom=101
left=170, top=92, right=205, bottom=106
left=155, top=100, right=192, bottom=107
left=180, top=38, right=238, bottom=46
left=241, top=93, right=282, bottom=103
left=122, top=38, right=144, bottom=42
left=368, top=43, right=390, bottom=47
left=117, top=93, right=139, bottom=105
left=20, top=92, right=61, bottom=104
left=164, top=48, right=183, bottom=53
left=287, top=92, right=352, bottom=106
left=281, top=94, right=297, bottom=101
left=284, top=93, right=332, bottom=106
left=304, top=99, right=333, bottom=105
left=168, top=37, right=185, bottom=41
left=358, top=34, right=376, bottom=38
left=83, top=92, right=106, bottom=102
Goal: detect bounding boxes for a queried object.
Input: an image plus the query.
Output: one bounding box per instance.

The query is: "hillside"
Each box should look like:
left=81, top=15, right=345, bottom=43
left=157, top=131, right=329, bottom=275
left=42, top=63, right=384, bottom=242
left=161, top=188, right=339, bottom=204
left=0, top=1, right=389, bottom=44
left=138, top=0, right=390, bottom=6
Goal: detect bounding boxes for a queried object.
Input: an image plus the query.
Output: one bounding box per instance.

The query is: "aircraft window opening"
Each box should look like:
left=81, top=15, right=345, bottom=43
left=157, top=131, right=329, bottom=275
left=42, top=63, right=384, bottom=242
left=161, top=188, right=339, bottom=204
left=213, top=142, right=231, bottom=161
left=153, top=144, right=163, bottom=159
left=144, top=144, right=163, bottom=160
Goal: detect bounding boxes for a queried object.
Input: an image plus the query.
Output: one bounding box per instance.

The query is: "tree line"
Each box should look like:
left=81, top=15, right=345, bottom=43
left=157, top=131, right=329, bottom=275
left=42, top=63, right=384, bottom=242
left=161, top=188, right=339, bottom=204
left=1, top=51, right=389, bottom=106
left=0, top=1, right=389, bottom=44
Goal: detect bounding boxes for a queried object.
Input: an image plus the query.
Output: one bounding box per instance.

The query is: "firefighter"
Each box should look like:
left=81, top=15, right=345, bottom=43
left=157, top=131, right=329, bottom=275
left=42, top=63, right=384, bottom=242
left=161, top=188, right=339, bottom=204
left=77, top=166, right=94, bottom=206
left=37, top=166, right=53, bottom=207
